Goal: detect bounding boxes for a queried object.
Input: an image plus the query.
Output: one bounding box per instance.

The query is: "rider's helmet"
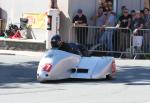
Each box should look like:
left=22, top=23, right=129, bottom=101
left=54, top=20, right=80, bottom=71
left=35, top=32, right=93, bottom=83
left=51, top=35, right=62, bottom=48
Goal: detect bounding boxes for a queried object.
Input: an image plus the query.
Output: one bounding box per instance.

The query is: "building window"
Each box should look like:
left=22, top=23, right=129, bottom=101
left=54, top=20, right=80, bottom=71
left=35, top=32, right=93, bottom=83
left=99, top=0, right=114, bottom=12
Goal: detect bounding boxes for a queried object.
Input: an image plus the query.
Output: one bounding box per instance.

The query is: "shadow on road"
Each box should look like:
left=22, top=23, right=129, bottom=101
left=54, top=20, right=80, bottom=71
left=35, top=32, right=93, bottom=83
left=111, top=66, right=150, bottom=85
left=0, top=62, right=150, bottom=86
left=41, top=78, right=108, bottom=84
left=40, top=66, right=150, bottom=85
left=0, top=61, right=39, bottom=87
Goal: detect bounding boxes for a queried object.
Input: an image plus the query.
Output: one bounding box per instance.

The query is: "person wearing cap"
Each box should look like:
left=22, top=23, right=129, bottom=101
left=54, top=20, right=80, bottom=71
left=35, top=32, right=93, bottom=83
left=73, top=9, right=88, bottom=46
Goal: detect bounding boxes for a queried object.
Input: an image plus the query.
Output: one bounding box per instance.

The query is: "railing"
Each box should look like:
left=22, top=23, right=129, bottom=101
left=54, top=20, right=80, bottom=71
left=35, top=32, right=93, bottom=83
left=70, top=26, right=150, bottom=58
left=131, top=29, right=150, bottom=59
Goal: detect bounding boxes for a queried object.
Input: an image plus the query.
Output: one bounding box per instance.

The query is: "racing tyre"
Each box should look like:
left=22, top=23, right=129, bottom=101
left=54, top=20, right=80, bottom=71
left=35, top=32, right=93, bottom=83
left=106, top=74, right=112, bottom=80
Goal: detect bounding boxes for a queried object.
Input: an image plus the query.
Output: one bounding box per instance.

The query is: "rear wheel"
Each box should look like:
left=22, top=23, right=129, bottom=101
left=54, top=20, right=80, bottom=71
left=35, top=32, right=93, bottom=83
left=106, top=74, right=112, bottom=80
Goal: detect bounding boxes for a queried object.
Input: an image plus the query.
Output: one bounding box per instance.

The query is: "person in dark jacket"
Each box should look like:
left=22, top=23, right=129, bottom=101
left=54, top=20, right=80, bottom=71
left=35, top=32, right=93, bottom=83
left=73, top=9, right=88, bottom=46
left=51, top=35, right=88, bottom=56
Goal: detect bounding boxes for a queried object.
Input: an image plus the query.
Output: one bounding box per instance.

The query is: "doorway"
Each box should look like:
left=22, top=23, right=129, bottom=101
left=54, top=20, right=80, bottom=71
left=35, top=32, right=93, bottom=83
left=144, top=0, right=150, bottom=8
left=99, top=0, right=114, bottom=11
left=98, top=0, right=117, bottom=12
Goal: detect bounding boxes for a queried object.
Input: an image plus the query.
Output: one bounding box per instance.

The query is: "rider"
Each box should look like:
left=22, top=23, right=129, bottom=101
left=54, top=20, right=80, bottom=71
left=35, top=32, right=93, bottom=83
left=51, top=35, right=88, bottom=56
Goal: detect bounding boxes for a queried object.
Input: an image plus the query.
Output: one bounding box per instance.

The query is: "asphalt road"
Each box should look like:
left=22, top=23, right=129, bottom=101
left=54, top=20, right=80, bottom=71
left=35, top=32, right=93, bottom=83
left=0, top=54, right=150, bottom=103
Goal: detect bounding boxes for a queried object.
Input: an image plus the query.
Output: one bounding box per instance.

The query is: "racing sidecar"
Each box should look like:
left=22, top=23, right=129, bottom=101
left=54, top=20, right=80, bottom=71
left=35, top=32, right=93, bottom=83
left=37, top=49, right=116, bottom=82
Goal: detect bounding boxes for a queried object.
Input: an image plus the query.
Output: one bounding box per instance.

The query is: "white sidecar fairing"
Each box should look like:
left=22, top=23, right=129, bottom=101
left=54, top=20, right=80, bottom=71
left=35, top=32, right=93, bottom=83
left=37, top=50, right=116, bottom=82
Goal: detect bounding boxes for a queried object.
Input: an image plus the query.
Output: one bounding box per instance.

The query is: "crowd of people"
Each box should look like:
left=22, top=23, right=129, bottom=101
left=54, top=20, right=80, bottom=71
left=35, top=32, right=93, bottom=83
left=73, top=6, right=150, bottom=53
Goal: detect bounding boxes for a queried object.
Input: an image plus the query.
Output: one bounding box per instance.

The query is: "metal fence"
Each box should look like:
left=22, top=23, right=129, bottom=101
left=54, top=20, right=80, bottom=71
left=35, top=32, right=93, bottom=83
left=131, top=29, right=150, bottom=56
left=70, top=26, right=150, bottom=58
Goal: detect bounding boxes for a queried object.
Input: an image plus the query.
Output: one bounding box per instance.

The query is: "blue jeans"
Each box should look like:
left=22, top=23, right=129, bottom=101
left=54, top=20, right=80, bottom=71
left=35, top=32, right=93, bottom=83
left=99, top=30, right=113, bottom=51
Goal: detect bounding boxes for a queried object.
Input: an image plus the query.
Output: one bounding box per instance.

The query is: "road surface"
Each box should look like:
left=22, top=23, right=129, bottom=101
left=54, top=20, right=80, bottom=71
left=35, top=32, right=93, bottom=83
left=0, top=53, right=150, bottom=103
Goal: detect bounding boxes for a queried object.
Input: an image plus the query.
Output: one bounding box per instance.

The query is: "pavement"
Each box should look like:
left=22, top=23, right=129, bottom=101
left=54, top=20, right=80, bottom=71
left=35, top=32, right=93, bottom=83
left=0, top=50, right=44, bottom=57
left=0, top=38, right=46, bottom=51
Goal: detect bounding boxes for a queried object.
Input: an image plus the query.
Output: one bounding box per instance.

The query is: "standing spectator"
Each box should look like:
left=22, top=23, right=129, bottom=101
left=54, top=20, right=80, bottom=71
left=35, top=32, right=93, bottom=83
left=117, top=6, right=126, bottom=21
left=95, top=7, right=107, bottom=27
left=91, top=7, right=106, bottom=26
left=144, top=8, right=150, bottom=29
left=140, top=10, right=145, bottom=20
left=99, top=10, right=116, bottom=51
left=116, top=8, right=131, bottom=51
left=132, top=11, right=144, bottom=32
left=73, top=9, right=88, bottom=46
left=91, top=7, right=107, bottom=43
left=131, top=10, right=136, bottom=21
left=144, top=8, right=150, bottom=52
left=132, top=11, right=144, bottom=52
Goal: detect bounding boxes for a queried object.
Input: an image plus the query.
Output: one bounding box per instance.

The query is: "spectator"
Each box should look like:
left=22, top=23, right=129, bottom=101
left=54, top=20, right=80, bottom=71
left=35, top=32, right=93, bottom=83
left=99, top=10, right=116, bottom=51
left=95, top=7, right=107, bottom=27
left=144, top=8, right=150, bottom=52
left=105, top=11, right=116, bottom=27
left=132, top=10, right=144, bottom=52
left=131, top=10, right=136, bottom=30
left=117, top=5, right=126, bottom=21
left=91, top=7, right=106, bottom=26
left=91, top=7, right=107, bottom=44
left=116, top=8, right=131, bottom=51
left=140, top=10, right=145, bottom=20
left=131, top=10, right=144, bottom=32
left=131, top=10, right=136, bottom=21
left=73, top=9, right=88, bottom=46
left=144, top=8, right=150, bottom=29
